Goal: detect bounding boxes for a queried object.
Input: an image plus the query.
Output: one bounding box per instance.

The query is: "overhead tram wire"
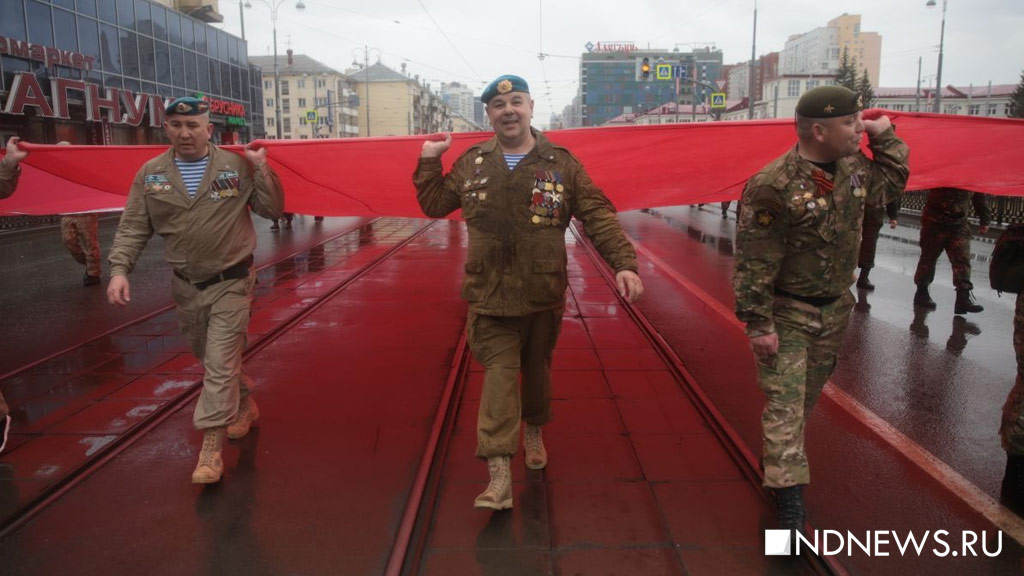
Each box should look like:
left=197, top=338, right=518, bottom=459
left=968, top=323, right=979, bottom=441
left=416, top=0, right=483, bottom=83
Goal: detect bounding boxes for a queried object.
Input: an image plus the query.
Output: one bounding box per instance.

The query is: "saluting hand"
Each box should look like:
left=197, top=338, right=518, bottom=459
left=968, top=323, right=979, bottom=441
left=616, top=270, right=644, bottom=303
left=421, top=133, right=452, bottom=158
left=862, top=115, right=893, bottom=137
left=244, top=142, right=267, bottom=168
left=107, top=275, right=131, bottom=308
left=3, top=136, right=28, bottom=166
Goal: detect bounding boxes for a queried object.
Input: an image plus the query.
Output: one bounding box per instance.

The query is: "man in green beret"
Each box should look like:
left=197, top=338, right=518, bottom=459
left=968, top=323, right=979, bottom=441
left=107, top=96, right=284, bottom=484
left=732, top=85, right=909, bottom=531
left=414, top=75, right=644, bottom=510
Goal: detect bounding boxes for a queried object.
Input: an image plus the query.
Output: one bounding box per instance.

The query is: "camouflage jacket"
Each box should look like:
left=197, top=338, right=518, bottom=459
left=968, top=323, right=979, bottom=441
left=733, top=127, right=909, bottom=337
left=414, top=129, right=637, bottom=316
left=109, top=144, right=283, bottom=281
left=0, top=159, right=20, bottom=199
left=922, top=187, right=990, bottom=227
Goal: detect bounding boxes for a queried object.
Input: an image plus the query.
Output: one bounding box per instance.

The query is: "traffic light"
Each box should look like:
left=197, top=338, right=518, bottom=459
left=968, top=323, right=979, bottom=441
left=641, top=57, right=651, bottom=80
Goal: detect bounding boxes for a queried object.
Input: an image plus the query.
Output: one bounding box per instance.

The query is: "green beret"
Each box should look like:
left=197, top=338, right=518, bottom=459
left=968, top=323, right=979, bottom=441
left=481, top=75, right=529, bottom=104
left=165, top=96, right=210, bottom=117
left=795, top=85, right=863, bottom=119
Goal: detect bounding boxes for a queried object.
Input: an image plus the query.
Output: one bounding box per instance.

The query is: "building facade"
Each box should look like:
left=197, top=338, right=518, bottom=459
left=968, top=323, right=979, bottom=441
left=249, top=54, right=357, bottom=140
left=579, top=42, right=724, bottom=127
left=873, top=84, right=1015, bottom=117
left=440, top=82, right=474, bottom=123
left=0, top=0, right=258, bottom=146
left=346, top=62, right=452, bottom=137
left=781, top=14, right=881, bottom=87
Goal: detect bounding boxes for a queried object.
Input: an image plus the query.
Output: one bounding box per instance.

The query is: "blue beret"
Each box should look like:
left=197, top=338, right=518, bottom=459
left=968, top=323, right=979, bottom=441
left=796, top=86, right=863, bottom=119
left=165, top=96, right=210, bottom=117
left=481, top=75, right=530, bottom=104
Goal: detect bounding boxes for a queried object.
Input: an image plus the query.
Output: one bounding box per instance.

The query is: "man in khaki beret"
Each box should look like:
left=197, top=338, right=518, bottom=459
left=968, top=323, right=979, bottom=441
left=732, top=85, right=909, bottom=533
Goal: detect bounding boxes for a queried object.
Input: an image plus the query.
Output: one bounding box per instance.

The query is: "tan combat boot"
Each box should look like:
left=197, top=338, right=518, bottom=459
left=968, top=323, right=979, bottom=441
left=226, top=396, right=260, bottom=440
left=524, top=424, right=548, bottom=470
left=191, top=427, right=225, bottom=484
left=473, top=456, right=512, bottom=510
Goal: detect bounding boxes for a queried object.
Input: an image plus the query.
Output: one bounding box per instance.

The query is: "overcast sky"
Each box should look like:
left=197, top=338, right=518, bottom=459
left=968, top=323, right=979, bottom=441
left=220, top=0, right=1024, bottom=127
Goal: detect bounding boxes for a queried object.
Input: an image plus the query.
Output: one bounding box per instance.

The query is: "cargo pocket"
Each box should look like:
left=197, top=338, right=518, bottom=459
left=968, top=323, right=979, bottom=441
left=461, top=258, right=487, bottom=302
left=528, top=259, right=566, bottom=303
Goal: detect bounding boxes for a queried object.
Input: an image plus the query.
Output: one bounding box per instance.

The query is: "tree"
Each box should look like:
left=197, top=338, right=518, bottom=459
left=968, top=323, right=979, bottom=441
left=835, top=48, right=858, bottom=92
left=1011, top=69, right=1024, bottom=118
left=857, top=69, right=875, bottom=108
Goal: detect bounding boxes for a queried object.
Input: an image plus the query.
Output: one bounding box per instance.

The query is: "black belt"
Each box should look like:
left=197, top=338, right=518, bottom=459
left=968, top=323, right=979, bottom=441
left=774, top=287, right=840, bottom=307
left=174, top=255, right=253, bottom=290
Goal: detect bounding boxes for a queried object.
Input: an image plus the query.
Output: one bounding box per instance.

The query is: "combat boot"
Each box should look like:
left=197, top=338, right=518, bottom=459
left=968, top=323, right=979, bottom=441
left=524, top=424, right=548, bottom=470
left=771, top=485, right=806, bottom=532
left=474, top=456, right=512, bottom=510
left=226, top=396, right=259, bottom=440
left=856, top=268, right=874, bottom=291
left=191, top=427, right=225, bottom=484
left=954, top=289, right=983, bottom=314
left=914, top=284, right=937, bottom=310
left=83, top=274, right=100, bottom=287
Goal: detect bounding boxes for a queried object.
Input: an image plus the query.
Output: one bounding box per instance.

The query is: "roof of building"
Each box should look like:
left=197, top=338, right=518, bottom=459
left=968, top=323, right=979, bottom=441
left=346, top=62, right=411, bottom=83
left=249, top=54, right=345, bottom=78
left=874, top=84, right=1015, bottom=98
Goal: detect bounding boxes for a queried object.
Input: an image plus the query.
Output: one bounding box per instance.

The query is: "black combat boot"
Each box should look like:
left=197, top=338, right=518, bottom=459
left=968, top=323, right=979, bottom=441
left=856, top=268, right=874, bottom=291
left=1001, top=453, right=1024, bottom=514
left=83, top=273, right=100, bottom=287
left=954, top=289, right=983, bottom=314
left=914, top=284, right=937, bottom=310
left=771, top=485, right=806, bottom=532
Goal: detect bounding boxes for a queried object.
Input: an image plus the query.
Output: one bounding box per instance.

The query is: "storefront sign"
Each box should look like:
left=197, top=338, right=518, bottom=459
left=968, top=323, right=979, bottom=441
left=1, top=72, right=246, bottom=128
left=0, top=35, right=96, bottom=71
left=585, top=41, right=637, bottom=54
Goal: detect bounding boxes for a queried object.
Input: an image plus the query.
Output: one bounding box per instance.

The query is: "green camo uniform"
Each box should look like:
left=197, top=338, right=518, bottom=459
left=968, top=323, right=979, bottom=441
left=414, top=128, right=637, bottom=458
left=914, top=188, right=990, bottom=291
left=733, top=127, right=909, bottom=488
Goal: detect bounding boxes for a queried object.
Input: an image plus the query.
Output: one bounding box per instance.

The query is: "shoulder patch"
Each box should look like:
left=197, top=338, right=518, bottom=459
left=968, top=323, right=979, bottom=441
left=754, top=209, right=777, bottom=228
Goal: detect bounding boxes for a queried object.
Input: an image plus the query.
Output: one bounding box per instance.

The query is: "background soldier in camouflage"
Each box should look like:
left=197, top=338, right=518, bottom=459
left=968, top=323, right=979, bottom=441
left=1001, top=292, right=1024, bottom=508
left=60, top=213, right=102, bottom=286
left=913, top=188, right=989, bottom=314
left=733, top=85, right=909, bottom=531
left=415, top=75, right=643, bottom=511
left=856, top=196, right=900, bottom=290
left=0, top=136, right=28, bottom=452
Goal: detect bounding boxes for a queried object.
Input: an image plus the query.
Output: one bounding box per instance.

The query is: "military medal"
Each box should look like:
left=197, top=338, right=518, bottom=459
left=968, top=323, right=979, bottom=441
left=805, top=200, right=817, bottom=211
left=850, top=173, right=865, bottom=197
left=817, top=197, right=827, bottom=207
left=532, top=215, right=541, bottom=223
left=475, top=156, right=483, bottom=165
left=210, top=190, right=221, bottom=201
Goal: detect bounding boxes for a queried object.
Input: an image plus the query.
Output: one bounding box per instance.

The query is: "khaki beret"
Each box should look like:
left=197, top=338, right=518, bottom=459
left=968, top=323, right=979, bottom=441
left=796, top=85, right=863, bottom=119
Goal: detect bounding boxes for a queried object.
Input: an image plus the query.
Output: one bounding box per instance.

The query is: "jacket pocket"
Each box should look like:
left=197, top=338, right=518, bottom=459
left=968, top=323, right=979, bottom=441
left=527, top=259, right=566, bottom=303
left=461, top=258, right=487, bottom=301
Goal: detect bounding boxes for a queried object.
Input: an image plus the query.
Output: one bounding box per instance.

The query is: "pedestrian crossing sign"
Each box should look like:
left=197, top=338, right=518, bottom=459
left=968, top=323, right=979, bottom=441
left=306, top=110, right=317, bottom=122
left=655, top=64, right=672, bottom=80
left=710, top=93, right=726, bottom=109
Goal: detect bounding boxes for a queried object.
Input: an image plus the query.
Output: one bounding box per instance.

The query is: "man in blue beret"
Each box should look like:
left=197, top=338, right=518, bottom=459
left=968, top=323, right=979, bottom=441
left=414, top=75, right=644, bottom=510
left=732, top=85, right=909, bottom=533
left=108, top=96, right=284, bottom=484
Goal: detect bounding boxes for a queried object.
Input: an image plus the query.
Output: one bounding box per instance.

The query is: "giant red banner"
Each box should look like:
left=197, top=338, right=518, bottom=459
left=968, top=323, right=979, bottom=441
left=2, top=111, right=1022, bottom=216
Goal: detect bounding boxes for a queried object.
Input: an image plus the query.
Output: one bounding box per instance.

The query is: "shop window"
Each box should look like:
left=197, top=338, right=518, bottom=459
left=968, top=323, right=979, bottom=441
left=139, top=36, right=156, bottom=82
left=77, top=0, right=98, bottom=17
left=155, top=41, right=170, bottom=84
left=167, top=11, right=181, bottom=45
left=182, top=16, right=195, bottom=50
left=119, top=29, right=140, bottom=78
left=98, top=0, right=116, bottom=24
left=169, top=46, right=183, bottom=87
left=209, top=60, right=221, bottom=94
left=197, top=54, right=210, bottom=92
left=100, top=24, right=121, bottom=74
left=27, top=2, right=54, bottom=46
left=0, top=2, right=26, bottom=41
left=152, top=5, right=167, bottom=41
left=78, top=16, right=102, bottom=83
left=134, top=0, right=151, bottom=36
left=206, top=27, right=218, bottom=60
left=116, top=0, right=135, bottom=30
left=184, top=51, right=197, bottom=90
left=218, top=32, right=229, bottom=65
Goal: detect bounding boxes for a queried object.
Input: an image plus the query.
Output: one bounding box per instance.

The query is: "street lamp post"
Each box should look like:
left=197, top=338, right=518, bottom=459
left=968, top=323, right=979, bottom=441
left=926, top=0, right=947, bottom=113
left=245, top=0, right=306, bottom=139
left=747, top=0, right=757, bottom=120
left=352, top=46, right=381, bottom=137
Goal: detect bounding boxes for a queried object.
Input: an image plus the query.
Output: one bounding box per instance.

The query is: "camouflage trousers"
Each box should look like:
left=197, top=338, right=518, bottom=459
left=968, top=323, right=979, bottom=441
left=1001, top=292, right=1024, bottom=455
left=756, top=291, right=854, bottom=488
left=172, top=270, right=255, bottom=430
left=914, top=220, right=974, bottom=290
left=858, top=204, right=886, bottom=269
left=467, top=308, right=563, bottom=459
left=60, top=214, right=101, bottom=277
